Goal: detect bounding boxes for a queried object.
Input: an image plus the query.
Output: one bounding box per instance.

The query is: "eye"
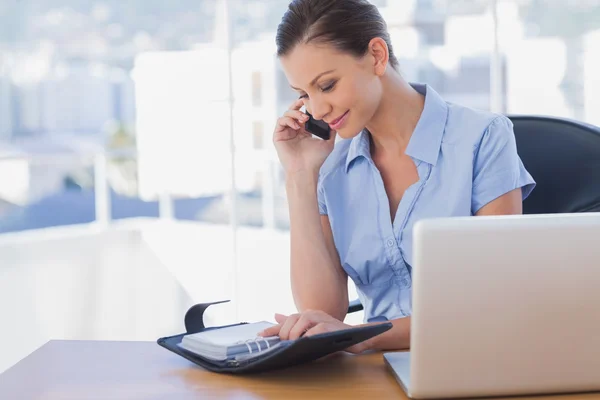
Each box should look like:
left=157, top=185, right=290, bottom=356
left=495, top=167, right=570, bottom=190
left=321, top=81, right=337, bottom=93
left=299, top=93, right=308, bottom=99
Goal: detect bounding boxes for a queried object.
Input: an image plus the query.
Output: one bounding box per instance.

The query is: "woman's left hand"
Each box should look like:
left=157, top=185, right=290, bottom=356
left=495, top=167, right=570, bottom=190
left=258, top=310, right=367, bottom=354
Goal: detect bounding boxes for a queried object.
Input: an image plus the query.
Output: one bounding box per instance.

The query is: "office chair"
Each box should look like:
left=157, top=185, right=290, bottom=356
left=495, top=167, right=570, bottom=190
left=510, top=115, right=600, bottom=214
left=347, top=115, right=600, bottom=314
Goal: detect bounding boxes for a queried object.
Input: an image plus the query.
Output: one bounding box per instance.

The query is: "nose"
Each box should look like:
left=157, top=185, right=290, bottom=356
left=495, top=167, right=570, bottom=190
left=307, top=96, right=331, bottom=121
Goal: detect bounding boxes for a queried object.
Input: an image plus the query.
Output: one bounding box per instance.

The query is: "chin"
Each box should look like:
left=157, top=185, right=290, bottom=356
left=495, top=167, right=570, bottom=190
left=336, top=125, right=364, bottom=140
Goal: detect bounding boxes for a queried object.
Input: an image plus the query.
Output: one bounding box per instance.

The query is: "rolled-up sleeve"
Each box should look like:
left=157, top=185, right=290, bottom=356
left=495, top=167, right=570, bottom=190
left=471, top=116, right=536, bottom=214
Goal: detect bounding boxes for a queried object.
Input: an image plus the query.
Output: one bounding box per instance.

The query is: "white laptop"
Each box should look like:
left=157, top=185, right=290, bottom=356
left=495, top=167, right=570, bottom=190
left=384, top=213, right=600, bottom=399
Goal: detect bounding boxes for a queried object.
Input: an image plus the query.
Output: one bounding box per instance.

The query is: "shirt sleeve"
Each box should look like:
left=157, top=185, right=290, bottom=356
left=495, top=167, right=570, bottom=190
left=471, top=116, right=536, bottom=214
left=317, top=174, right=328, bottom=216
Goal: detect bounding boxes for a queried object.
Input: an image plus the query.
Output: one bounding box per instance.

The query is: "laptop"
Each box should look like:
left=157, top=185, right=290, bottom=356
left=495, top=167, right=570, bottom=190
left=384, top=213, right=600, bottom=399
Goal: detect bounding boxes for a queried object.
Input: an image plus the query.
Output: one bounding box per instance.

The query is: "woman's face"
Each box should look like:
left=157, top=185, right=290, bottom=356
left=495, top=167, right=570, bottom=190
left=280, top=42, right=383, bottom=139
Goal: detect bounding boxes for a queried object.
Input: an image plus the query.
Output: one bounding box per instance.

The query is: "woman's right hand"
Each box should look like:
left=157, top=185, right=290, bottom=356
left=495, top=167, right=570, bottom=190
left=273, top=99, right=335, bottom=178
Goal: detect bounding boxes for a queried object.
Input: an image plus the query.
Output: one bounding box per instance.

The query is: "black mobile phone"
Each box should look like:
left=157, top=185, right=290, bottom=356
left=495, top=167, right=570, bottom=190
left=304, top=111, right=331, bottom=140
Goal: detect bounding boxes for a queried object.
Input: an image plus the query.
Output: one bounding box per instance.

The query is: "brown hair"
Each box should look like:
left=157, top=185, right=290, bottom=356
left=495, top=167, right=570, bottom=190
left=276, top=0, right=399, bottom=70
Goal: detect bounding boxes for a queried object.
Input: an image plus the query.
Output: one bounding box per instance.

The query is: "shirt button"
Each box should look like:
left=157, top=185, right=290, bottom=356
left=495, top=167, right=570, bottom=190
left=386, top=239, right=395, bottom=247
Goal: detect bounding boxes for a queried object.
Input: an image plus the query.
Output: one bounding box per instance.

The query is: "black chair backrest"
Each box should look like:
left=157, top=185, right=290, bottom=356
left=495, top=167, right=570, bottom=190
left=509, top=115, right=600, bottom=214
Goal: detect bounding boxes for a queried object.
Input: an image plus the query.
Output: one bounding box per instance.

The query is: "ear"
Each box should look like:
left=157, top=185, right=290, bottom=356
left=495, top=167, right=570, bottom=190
left=369, top=37, right=389, bottom=76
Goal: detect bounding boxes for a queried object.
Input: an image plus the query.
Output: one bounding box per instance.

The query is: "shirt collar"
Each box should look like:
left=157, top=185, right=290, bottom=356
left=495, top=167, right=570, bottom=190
left=345, top=83, right=448, bottom=173
left=345, top=129, right=371, bottom=172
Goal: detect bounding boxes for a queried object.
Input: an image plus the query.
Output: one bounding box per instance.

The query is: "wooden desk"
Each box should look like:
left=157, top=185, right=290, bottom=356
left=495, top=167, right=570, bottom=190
left=0, top=340, right=598, bottom=400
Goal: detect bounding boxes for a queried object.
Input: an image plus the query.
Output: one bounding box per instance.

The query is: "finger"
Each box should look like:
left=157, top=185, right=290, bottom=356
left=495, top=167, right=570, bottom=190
left=279, top=314, right=301, bottom=340
left=288, top=98, right=305, bottom=111
left=274, top=313, right=288, bottom=324
left=283, top=109, right=309, bottom=124
left=258, top=324, right=281, bottom=338
left=275, top=116, right=302, bottom=132
left=274, top=128, right=302, bottom=143
left=346, top=344, right=364, bottom=354
left=289, top=314, right=318, bottom=340
left=304, top=323, right=329, bottom=337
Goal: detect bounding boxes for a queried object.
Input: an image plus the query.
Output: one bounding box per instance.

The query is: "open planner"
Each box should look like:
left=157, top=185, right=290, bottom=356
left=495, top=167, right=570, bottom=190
left=178, top=321, right=282, bottom=362
left=157, top=301, right=393, bottom=374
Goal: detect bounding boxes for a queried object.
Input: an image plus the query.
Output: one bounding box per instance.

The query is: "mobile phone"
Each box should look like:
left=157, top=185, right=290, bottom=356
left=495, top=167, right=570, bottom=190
left=304, top=111, right=331, bottom=140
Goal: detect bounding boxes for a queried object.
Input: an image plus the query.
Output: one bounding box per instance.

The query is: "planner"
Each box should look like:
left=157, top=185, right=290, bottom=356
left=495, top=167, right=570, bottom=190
left=178, top=321, right=282, bottom=361
left=157, top=300, right=393, bottom=374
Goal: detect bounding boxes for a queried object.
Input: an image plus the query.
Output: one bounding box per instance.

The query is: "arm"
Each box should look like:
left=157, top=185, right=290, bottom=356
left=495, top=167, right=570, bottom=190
left=260, top=188, right=527, bottom=351
left=475, top=187, right=523, bottom=216
left=471, top=116, right=535, bottom=215
left=259, top=310, right=410, bottom=353
left=286, top=171, right=349, bottom=321
left=351, top=317, right=411, bottom=352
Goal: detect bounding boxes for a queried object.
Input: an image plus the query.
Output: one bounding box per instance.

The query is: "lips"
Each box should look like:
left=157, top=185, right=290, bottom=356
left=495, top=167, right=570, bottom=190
left=328, top=110, right=349, bottom=130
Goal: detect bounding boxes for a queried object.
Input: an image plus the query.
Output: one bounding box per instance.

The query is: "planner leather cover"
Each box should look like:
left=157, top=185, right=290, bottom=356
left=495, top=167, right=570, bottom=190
left=157, top=300, right=392, bottom=374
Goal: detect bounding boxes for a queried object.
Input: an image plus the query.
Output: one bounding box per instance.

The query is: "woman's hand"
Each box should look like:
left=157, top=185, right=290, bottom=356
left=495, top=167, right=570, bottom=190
left=273, top=99, right=335, bottom=177
left=258, top=310, right=367, bottom=354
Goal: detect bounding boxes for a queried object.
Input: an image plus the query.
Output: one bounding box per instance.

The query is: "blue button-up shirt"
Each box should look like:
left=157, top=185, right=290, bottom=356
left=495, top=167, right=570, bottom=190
left=317, top=83, right=536, bottom=323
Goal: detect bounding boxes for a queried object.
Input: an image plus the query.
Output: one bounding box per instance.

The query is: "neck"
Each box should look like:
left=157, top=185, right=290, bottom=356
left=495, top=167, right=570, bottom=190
left=366, top=71, right=425, bottom=159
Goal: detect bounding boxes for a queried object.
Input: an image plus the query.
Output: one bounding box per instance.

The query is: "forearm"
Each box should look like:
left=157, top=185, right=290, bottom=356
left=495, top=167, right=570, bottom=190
left=357, top=317, right=411, bottom=352
left=286, top=171, right=348, bottom=320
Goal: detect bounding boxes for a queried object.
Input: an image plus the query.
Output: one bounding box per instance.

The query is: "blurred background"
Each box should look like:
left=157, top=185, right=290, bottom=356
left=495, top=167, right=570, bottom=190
left=1, top=0, right=599, bottom=373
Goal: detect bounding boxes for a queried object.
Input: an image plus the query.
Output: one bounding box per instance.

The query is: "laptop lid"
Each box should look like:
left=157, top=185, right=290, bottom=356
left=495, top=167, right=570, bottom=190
left=404, top=213, right=600, bottom=399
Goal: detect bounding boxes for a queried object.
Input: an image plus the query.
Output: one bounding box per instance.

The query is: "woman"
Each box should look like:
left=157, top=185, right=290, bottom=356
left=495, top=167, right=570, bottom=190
left=259, top=0, right=535, bottom=352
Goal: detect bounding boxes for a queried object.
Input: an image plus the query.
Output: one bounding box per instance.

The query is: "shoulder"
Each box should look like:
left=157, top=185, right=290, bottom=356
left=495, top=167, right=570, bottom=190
left=443, top=102, right=514, bottom=150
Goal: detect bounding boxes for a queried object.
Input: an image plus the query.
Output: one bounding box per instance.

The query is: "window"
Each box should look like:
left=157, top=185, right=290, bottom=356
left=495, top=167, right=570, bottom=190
left=497, top=0, right=600, bottom=124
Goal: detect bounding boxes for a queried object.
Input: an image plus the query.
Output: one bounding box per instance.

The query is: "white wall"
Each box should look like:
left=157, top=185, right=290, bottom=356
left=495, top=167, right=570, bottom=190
left=0, top=225, right=193, bottom=374
left=0, top=219, right=363, bottom=373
